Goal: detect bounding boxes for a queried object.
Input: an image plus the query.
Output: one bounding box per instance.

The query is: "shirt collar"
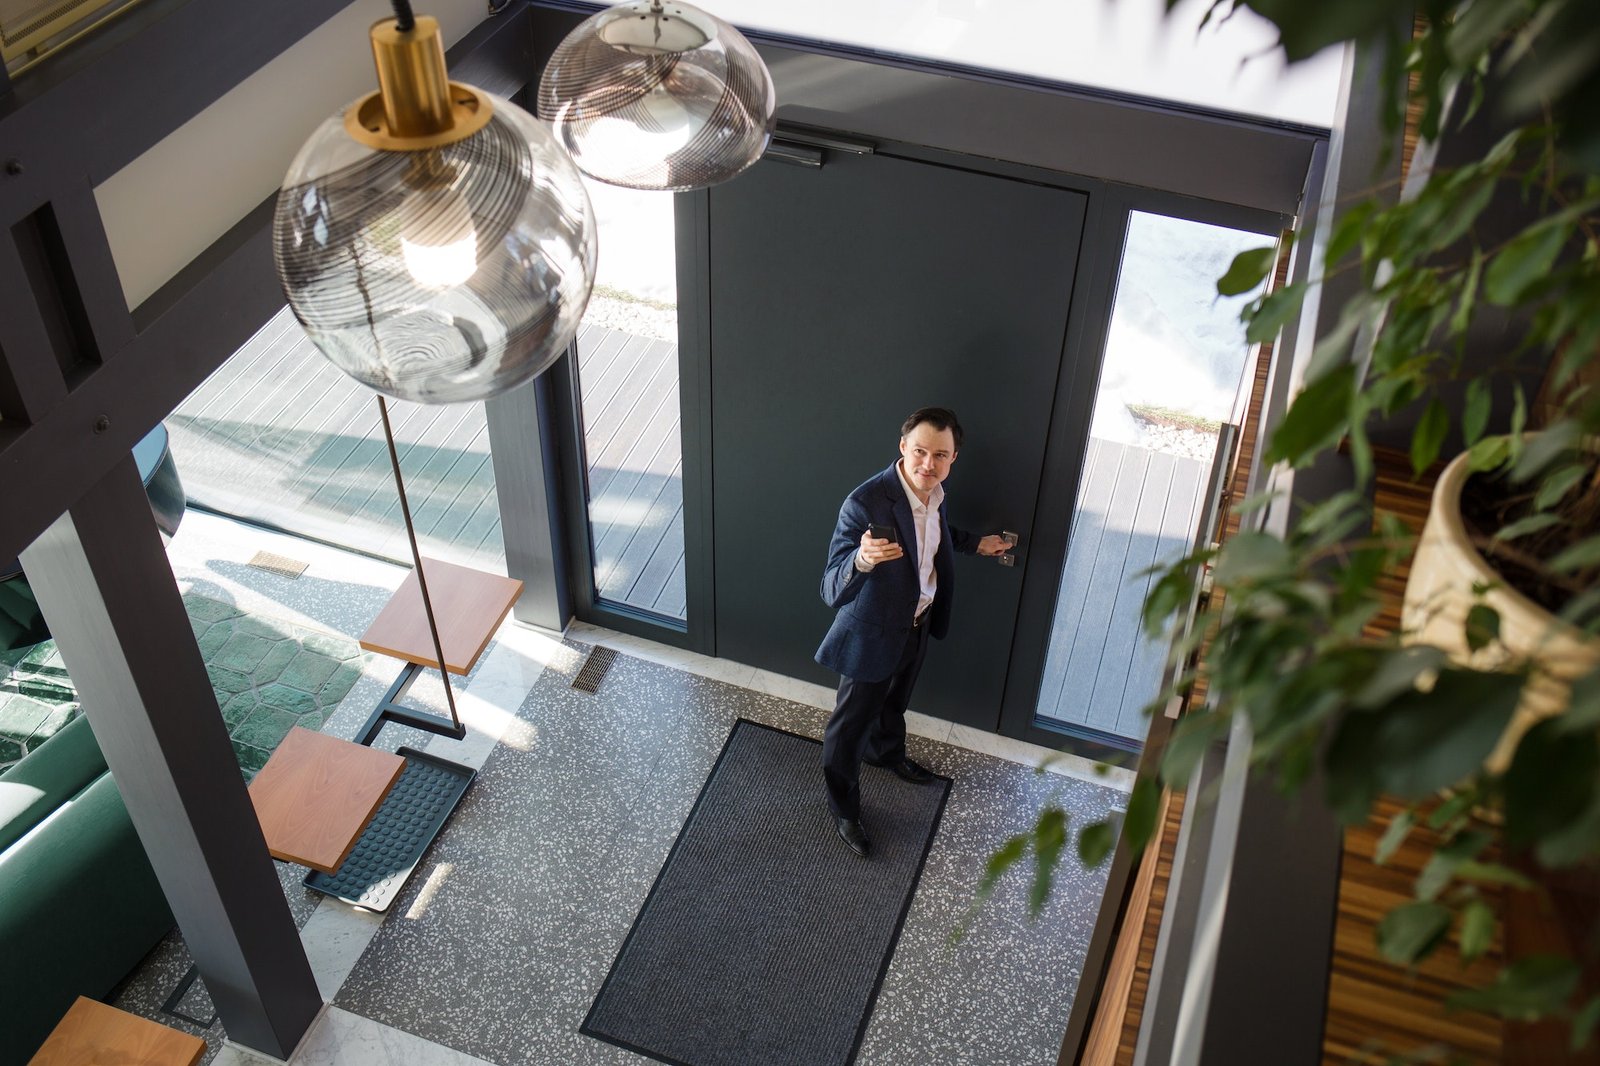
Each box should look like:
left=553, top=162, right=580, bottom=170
left=895, top=458, right=944, bottom=512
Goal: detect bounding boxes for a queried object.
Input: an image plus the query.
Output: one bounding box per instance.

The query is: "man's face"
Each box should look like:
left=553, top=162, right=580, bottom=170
left=899, top=422, right=958, bottom=496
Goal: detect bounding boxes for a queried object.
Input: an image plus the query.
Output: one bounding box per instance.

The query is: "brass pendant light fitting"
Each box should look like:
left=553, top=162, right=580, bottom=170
left=344, top=9, right=493, bottom=150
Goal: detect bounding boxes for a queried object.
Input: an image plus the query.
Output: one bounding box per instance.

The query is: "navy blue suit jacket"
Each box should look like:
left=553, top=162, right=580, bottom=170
left=815, top=461, right=978, bottom=682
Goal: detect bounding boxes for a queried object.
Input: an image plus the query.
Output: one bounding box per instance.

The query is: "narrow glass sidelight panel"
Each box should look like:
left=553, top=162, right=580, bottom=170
left=572, top=178, right=688, bottom=621
left=1036, top=211, right=1268, bottom=746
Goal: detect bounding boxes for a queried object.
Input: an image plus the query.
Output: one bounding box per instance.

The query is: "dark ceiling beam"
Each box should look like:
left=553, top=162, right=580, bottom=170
left=0, top=6, right=535, bottom=563
left=0, top=0, right=349, bottom=226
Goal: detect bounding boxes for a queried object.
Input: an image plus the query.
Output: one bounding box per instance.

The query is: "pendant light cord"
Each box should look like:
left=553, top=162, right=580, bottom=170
left=390, top=0, right=415, bottom=32
left=377, top=395, right=462, bottom=733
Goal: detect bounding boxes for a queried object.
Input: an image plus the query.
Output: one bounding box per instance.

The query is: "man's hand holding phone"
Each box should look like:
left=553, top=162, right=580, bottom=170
left=859, top=523, right=904, bottom=567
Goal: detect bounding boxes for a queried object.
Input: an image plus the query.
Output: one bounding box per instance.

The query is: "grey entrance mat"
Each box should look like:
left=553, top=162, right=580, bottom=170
left=582, top=718, right=951, bottom=1066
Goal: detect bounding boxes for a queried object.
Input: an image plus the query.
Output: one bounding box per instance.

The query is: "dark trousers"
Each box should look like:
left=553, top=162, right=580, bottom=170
left=823, top=620, right=929, bottom=819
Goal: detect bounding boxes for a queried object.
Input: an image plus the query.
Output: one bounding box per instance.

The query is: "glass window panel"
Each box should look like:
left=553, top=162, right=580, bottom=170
left=573, top=179, right=687, bottom=621
left=1035, top=211, right=1268, bottom=744
left=167, top=306, right=506, bottom=573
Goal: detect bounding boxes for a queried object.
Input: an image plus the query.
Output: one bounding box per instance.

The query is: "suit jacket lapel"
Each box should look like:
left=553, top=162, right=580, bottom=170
left=882, top=463, right=917, bottom=556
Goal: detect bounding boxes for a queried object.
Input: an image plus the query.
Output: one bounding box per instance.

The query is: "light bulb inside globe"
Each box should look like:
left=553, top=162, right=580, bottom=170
left=575, top=102, right=697, bottom=182
left=399, top=184, right=478, bottom=289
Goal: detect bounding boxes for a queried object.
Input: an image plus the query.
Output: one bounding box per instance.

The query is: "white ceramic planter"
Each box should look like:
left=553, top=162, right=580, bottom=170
left=1402, top=445, right=1600, bottom=771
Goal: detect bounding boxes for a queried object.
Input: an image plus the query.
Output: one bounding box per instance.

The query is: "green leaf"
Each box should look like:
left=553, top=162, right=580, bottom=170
left=1258, top=0, right=1419, bottom=62
left=1354, top=646, right=1447, bottom=709
left=1212, top=532, right=1292, bottom=584
left=1459, top=900, right=1495, bottom=964
left=1494, top=512, right=1561, bottom=541
left=1462, top=378, right=1492, bottom=448
left=1464, top=604, right=1500, bottom=652
left=1504, top=718, right=1599, bottom=846
left=979, top=833, right=1028, bottom=897
left=1296, top=489, right=1365, bottom=538
left=1557, top=665, right=1600, bottom=733
left=1416, top=830, right=1490, bottom=901
left=1217, top=246, right=1277, bottom=296
left=1161, top=712, right=1226, bottom=786
left=1142, top=565, right=1197, bottom=638
left=1028, top=807, right=1068, bottom=916
left=1447, top=955, right=1582, bottom=1019
left=1122, top=776, right=1161, bottom=857
left=1535, top=780, right=1600, bottom=869
left=1428, top=789, right=1477, bottom=831
left=1573, top=995, right=1600, bottom=1052
left=1266, top=365, right=1356, bottom=467
left=1562, top=589, right=1600, bottom=635
left=1454, top=861, right=1536, bottom=890
left=1411, top=398, right=1450, bottom=477
left=1467, top=435, right=1512, bottom=472
left=1510, top=421, right=1580, bottom=482
left=1328, top=669, right=1523, bottom=802
left=1549, top=535, right=1600, bottom=574
left=1534, top=463, right=1588, bottom=511
left=1376, top=900, right=1452, bottom=965
left=1325, top=202, right=1375, bottom=265
left=1450, top=249, right=1484, bottom=337
left=1449, top=2, right=1530, bottom=66
left=1484, top=222, right=1568, bottom=305
left=1244, top=282, right=1307, bottom=344
left=1076, top=820, right=1115, bottom=870
left=1374, top=809, right=1414, bottom=866
left=1435, top=177, right=1497, bottom=251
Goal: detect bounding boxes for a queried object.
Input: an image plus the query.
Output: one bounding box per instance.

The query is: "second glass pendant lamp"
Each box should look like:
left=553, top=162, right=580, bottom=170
left=538, top=0, right=776, bottom=191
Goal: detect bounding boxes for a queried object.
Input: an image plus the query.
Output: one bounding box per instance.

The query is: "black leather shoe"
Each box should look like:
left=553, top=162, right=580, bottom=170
left=881, top=758, right=935, bottom=784
left=834, top=815, right=871, bottom=857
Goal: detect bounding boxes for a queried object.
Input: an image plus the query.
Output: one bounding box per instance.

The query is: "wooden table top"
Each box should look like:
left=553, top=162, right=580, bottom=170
left=359, top=557, right=524, bottom=676
left=30, top=996, right=205, bottom=1065
left=247, top=727, right=405, bottom=874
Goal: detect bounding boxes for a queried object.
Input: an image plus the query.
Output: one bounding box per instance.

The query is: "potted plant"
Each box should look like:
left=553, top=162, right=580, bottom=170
left=983, top=0, right=1600, bottom=1054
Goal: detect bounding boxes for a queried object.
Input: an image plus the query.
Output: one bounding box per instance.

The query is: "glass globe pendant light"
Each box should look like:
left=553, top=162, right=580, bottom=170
left=273, top=4, right=597, bottom=404
left=272, top=3, right=599, bottom=744
left=538, top=0, right=775, bottom=191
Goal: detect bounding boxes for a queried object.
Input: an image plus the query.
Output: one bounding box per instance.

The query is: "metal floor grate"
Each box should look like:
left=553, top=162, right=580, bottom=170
left=571, top=646, right=619, bottom=693
left=246, top=550, right=309, bottom=579
left=304, top=748, right=474, bottom=912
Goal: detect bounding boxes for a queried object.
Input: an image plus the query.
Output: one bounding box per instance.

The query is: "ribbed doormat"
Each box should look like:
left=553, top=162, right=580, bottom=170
left=582, top=719, right=950, bottom=1066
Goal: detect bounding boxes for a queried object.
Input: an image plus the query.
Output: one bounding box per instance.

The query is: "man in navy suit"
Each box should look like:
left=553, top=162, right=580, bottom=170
left=816, top=407, right=1011, bottom=856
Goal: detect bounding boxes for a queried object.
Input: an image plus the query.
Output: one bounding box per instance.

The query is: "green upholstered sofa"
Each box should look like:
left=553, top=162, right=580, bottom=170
left=0, top=713, right=174, bottom=1065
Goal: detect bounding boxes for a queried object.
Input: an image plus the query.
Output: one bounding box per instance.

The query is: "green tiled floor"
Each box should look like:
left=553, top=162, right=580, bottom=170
left=0, top=594, right=366, bottom=777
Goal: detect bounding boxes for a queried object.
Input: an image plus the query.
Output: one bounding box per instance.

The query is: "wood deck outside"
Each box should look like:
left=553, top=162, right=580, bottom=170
left=167, top=309, right=686, bottom=619
left=1038, top=437, right=1210, bottom=741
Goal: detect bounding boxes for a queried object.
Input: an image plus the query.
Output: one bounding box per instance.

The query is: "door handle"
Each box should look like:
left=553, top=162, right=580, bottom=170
left=997, top=531, right=1019, bottom=567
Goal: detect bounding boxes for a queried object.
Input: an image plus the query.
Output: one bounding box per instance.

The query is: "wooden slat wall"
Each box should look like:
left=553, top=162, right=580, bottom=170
left=1081, top=790, right=1175, bottom=1063
left=1322, top=445, right=1505, bottom=1065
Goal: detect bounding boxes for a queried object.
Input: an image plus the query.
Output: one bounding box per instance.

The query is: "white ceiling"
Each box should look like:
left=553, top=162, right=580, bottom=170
left=709, top=0, right=1345, bottom=128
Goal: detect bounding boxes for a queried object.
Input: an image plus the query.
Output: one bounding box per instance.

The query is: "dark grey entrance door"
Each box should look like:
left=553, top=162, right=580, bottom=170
left=706, top=148, right=1087, bottom=730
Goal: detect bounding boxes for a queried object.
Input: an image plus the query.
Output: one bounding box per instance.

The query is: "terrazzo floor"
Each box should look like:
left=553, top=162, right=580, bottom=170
left=106, top=510, right=1134, bottom=1066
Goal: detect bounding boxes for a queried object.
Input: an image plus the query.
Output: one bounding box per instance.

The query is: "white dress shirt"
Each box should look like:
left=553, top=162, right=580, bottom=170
left=855, top=460, right=943, bottom=622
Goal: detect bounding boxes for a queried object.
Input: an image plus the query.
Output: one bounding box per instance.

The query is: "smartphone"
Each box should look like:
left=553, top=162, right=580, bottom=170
left=867, top=523, right=898, bottom=543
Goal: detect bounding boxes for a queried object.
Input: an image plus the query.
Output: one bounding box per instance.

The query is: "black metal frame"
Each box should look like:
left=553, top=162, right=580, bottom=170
left=354, top=661, right=468, bottom=745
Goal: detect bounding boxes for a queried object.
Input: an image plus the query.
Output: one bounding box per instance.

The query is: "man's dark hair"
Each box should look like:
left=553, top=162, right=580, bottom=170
left=901, top=407, right=963, bottom=451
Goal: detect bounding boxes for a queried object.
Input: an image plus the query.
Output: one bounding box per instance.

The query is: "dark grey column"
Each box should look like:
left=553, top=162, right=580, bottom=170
left=20, top=455, right=321, bottom=1059
left=485, top=367, right=571, bottom=632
